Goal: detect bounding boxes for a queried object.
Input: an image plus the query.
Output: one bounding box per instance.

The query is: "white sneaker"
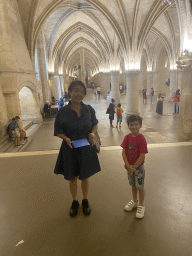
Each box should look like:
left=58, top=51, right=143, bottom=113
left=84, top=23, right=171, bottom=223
left=136, top=205, right=145, bottom=219
left=124, top=200, right=138, bottom=212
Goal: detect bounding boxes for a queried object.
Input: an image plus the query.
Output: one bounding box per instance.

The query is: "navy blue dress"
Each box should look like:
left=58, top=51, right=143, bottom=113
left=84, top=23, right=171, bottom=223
left=54, top=101, right=101, bottom=180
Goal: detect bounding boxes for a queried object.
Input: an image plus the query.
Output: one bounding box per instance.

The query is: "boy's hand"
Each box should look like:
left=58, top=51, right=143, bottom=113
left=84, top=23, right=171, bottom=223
left=125, top=165, right=136, bottom=175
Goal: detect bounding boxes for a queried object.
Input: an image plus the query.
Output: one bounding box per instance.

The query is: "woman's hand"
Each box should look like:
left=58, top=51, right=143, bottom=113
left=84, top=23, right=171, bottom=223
left=88, top=133, right=95, bottom=146
left=65, top=137, right=73, bottom=148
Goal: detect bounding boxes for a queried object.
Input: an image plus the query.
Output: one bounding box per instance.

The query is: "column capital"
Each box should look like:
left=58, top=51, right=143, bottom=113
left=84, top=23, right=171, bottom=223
left=177, top=55, right=192, bottom=71
left=170, top=69, right=178, bottom=74
left=110, top=70, right=120, bottom=76
left=124, top=70, right=140, bottom=77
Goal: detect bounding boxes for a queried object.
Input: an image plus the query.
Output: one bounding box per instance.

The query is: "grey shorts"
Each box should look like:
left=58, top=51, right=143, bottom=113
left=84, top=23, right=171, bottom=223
left=117, top=115, right=122, bottom=122
left=128, top=165, right=145, bottom=190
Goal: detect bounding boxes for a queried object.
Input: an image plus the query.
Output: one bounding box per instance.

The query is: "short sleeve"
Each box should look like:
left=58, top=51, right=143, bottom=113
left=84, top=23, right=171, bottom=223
left=88, top=105, right=98, bottom=126
left=138, top=135, right=148, bottom=154
left=54, top=110, right=64, bottom=136
left=121, top=135, right=128, bottom=149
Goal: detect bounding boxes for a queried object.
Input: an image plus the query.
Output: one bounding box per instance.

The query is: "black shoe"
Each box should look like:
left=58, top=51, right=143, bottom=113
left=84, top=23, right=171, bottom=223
left=82, top=199, right=91, bottom=216
left=69, top=200, right=79, bottom=217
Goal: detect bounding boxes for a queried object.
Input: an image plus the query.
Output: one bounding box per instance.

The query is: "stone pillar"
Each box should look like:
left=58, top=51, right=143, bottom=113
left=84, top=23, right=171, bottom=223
left=65, top=73, right=69, bottom=92
left=168, top=70, right=177, bottom=101
left=0, top=84, right=9, bottom=137
left=99, top=72, right=104, bottom=96
left=103, top=72, right=110, bottom=98
left=79, top=49, right=85, bottom=84
left=110, top=71, right=120, bottom=104
left=178, top=66, right=192, bottom=141
left=59, top=76, right=64, bottom=96
left=36, top=30, right=50, bottom=104
left=153, top=71, right=159, bottom=95
left=0, top=0, right=21, bottom=130
left=54, top=76, right=62, bottom=100
left=178, top=70, right=182, bottom=91
left=147, top=71, right=153, bottom=95
left=125, top=71, right=140, bottom=115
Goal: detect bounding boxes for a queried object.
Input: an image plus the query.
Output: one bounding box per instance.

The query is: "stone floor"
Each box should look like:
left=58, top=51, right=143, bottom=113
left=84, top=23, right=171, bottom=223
left=1, top=89, right=191, bottom=256
left=23, top=88, right=179, bottom=152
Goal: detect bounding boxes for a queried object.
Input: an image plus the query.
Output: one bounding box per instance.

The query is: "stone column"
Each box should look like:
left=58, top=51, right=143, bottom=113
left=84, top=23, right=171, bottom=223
left=53, top=76, right=62, bottom=100
left=147, top=71, right=153, bottom=95
left=59, top=76, right=64, bottom=96
left=99, top=72, right=104, bottom=96
left=79, top=49, right=85, bottom=84
left=178, top=70, right=182, bottom=91
left=103, top=72, right=110, bottom=98
left=153, top=71, right=159, bottom=95
left=36, top=30, right=50, bottom=104
left=178, top=66, right=192, bottom=141
left=168, top=70, right=177, bottom=101
left=110, top=71, right=120, bottom=104
left=125, top=71, right=140, bottom=115
left=0, top=0, right=21, bottom=129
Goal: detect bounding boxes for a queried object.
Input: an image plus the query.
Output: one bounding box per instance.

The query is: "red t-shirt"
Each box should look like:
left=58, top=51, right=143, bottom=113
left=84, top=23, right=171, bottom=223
left=173, top=94, right=180, bottom=102
left=121, top=133, right=148, bottom=166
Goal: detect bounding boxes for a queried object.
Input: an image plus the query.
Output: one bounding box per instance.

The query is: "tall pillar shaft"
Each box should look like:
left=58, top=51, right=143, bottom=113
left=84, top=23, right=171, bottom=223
left=110, top=71, right=120, bottom=104
left=125, top=71, right=140, bottom=115
left=103, top=72, right=110, bottom=98
left=99, top=72, right=104, bottom=95
left=147, top=71, right=153, bottom=95
left=178, top=66, right=192, bottom=141
left=59, top=76, right=64, bottom=96
left=36, top=31, right=50, bottom=104
left=153, top=71, right=159, bottom=95
left=0, top=0, right=21, bottom=133
left=54, top=76, right=62, bottom=100
left=168, top=70, right=177, bottom=100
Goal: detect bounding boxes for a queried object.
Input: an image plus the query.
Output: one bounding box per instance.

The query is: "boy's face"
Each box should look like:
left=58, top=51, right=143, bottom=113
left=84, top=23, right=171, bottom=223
left=128, top=121, right=142, bottom=136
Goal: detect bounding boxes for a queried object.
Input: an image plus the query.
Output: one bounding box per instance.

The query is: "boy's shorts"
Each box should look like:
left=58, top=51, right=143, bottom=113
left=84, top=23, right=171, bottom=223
left=117, top=115, right=122, bottom=122
left=128, top=165, right=145, bottom=190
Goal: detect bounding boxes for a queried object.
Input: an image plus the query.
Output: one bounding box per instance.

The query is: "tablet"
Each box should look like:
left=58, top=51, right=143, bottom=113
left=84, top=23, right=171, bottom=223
left=72, top=139, right=90, bottom=148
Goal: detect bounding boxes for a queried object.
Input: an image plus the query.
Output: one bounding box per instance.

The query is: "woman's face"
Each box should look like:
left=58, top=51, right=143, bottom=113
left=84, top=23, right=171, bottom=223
left=69, top=84, right=85, bottom=103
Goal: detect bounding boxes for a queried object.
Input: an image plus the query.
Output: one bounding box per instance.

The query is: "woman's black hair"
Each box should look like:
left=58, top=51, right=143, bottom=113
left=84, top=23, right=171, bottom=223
left=68, top=81, right=86, bottom=97
left=111, top=98, right=115, bottom=103
left=126, top=114, right=142, bottom=126
left=118, top=103, right=121, bottom=107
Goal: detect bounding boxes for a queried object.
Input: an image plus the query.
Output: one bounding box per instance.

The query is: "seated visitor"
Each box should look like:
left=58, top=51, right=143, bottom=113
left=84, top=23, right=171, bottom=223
left=51, top=96, right=56, bottom=105
left=15, top=116, right=27, bottom=143
left=43, top=101, right=51, bottom=114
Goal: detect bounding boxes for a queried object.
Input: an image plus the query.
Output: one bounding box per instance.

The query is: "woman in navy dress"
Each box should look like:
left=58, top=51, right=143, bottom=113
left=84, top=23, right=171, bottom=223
left=54, top=81, right=101, bottom=217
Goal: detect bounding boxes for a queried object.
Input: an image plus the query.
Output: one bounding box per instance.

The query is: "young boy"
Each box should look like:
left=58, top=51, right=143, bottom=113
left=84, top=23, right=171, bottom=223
left=116, top=103, right=124, bottom=128
left=121, top=114, right=148, bottom=218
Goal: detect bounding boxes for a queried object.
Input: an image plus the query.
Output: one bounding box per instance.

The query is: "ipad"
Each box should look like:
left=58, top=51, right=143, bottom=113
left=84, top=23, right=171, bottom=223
left=72, top=139, right=90, bottom=148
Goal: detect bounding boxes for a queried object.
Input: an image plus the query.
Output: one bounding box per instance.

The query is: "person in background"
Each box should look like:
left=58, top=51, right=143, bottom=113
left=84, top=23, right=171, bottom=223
left=172, top=91, right=180, bottom=114
left=52, top=96, right=56, bottom=105
left=58, top=96, right=64, bottom=110
left=94, top=87, right=97, bottom=99
left=116, top=103, right=124, bottom=128
left=142, top=88, right=147, bottom=104
left=97, top=86, right=101, bottom=99
left=150, top=88, right=154, bottom=104
left=108, top=98, right=115, bottom=128
left=15, top=116, right=27, bottom=143
left=156, top=93, right=164, bottom=115
left=43, top=101, right=51, bottom=115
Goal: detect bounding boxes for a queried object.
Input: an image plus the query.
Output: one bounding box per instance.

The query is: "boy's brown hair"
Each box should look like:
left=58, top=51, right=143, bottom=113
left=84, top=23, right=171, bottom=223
left=126, top=114, right=142, bottom=126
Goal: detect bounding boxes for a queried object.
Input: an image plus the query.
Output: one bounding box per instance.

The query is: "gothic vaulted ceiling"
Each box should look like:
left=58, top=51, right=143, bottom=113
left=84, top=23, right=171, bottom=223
left=17, top=0, right=181, bottom=74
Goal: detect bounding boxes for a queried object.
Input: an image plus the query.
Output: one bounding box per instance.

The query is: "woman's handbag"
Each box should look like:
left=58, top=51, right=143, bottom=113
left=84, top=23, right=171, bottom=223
left=86, top=105, right=101, bottom=153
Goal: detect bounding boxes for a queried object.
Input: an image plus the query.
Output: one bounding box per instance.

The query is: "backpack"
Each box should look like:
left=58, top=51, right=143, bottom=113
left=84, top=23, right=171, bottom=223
left=117, top=108, right=121, bottom=115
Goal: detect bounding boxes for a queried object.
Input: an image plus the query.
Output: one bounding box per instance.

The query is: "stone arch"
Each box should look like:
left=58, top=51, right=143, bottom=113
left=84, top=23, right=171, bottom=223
left=18, top=82, right=42, bottom=123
